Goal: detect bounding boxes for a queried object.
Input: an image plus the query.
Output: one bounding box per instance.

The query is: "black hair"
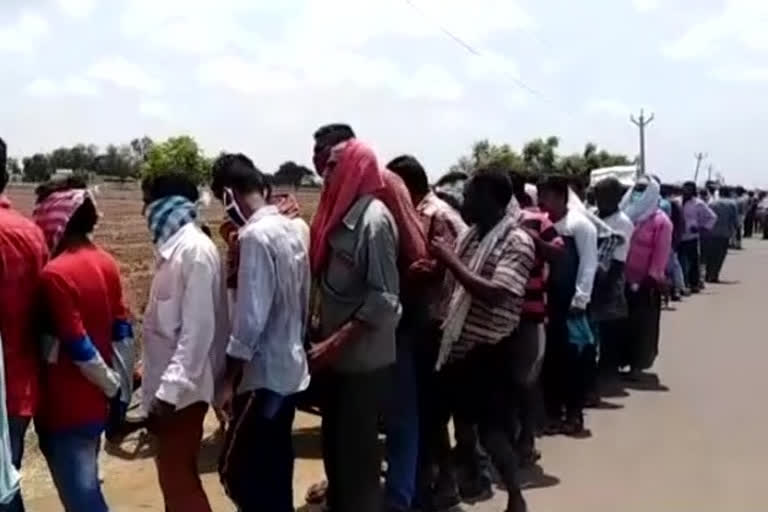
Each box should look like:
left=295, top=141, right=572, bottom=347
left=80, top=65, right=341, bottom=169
left=0, top=137, right=7, bottom=193
left=469, top=165, right=513, bottom=208
left=683, top=181, right=697, bottom=194
left=386, top=155, right=429, bottom=197
left=537, top=174, right=570, bottom=200
left=211, top=153, right=271, bottom=201
left=35, top=177, right=97, bottom=236
left=143, top=172, right=199, bottom=204
left=507, top=171, right=527, bottom=202
left=313, top=124, right=356, bottom=148
left=594, top=176, right=624, bottom=200
left=719, top=186, right=733, bottom=198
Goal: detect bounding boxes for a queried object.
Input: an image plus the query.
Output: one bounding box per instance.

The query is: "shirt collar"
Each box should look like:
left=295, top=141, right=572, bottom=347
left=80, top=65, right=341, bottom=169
left=246, top=205, right=279, bottom=226
left=342, top=195, right=374, bottom=230
left=157, top=222, right=196, bottom=260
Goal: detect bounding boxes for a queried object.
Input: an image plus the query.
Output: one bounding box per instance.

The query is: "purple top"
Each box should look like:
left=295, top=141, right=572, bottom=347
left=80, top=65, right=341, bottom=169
left=682, top=197, right=717, bottom=241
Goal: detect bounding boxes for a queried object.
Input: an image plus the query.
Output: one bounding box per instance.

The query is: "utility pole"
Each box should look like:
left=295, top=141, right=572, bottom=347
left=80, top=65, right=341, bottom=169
left=707, top=164, right=714, bottom=183
left=693, top=152, right=707, bottom=183
left=630, top=109, right=655, bottom=177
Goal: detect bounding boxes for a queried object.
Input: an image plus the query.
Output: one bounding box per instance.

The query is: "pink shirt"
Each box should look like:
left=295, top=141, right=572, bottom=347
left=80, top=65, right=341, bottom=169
left=625, top=210, right=673, bottom=286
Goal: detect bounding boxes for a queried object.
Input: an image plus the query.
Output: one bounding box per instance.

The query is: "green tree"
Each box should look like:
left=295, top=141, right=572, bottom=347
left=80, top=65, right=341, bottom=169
left=142, top=136, right=210, bottom=185
left=130, top=136, right=154, bottom=163
left=96, top=144, right=139, bottom=181
left=522, top=136, right=560, bottom=175
left=273, top=161, right=314, bottom=189
left=22, top=153, right=52, bottom=182
left=449, top=140, right=525, bottom=175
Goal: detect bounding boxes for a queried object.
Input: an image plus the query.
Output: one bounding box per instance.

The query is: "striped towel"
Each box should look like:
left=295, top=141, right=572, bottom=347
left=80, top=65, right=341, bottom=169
left=33, top=188, right=90, bottom=252
left=146, top=195, right=197, bottom=246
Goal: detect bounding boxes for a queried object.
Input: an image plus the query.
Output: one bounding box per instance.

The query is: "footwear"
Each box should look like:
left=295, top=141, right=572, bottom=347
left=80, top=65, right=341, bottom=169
left=458, top=476, right=493, bottom=503
left=431, top=490, right=461, bottom=512
left=670, top=291, right=682, bottom=302
left=518, top=449, right=542, bottom=468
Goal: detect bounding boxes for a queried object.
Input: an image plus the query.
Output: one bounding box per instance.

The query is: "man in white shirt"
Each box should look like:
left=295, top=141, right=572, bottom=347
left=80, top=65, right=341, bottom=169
left=211, top=154, right=311, bottom=512
left=141, top=172, right=227, bottom=512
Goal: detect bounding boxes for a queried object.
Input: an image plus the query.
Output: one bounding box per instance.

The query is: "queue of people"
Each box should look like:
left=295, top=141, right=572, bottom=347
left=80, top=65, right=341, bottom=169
left=0, top=131, right=755, bottom=512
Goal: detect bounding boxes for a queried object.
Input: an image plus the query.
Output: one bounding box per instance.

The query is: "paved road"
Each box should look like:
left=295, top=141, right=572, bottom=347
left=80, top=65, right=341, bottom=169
left=470, top=239, right=768, bottom=512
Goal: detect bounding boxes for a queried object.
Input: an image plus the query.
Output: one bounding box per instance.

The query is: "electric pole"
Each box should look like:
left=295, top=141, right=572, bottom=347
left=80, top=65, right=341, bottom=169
left=693, top=152, right=707, bottom=183
left=630, top=109, right=654, bottom=177
left=707, top=164, right=714, bottom=183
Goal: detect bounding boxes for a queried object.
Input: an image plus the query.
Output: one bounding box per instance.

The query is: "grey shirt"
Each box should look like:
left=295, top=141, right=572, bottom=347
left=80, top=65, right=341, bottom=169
left=709, top=198, right=739, bottom=239
left=320, top=196, right=402, bottom=373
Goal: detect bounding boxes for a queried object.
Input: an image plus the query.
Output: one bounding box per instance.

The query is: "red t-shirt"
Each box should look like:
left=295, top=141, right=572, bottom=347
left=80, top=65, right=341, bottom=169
left=0, top=202, right=48, bottom=417
left=38, top=244, right=128, bottom=432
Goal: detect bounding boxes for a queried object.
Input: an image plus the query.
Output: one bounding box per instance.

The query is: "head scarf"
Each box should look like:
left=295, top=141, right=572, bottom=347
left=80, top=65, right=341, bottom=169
left=310, top=139, right=428, bottom=275
left=620, top=175, right=660, bottom=224
left=33, top=188, right=90, bottom=252
left=146, top=195, right=197, bottom=247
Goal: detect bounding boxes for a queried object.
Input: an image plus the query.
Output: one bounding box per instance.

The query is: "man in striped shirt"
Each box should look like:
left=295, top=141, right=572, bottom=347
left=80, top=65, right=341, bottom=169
left=430, top=166, right=534, bottom=512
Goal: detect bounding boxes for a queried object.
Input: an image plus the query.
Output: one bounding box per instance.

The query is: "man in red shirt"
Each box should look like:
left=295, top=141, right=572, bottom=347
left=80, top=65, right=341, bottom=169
left=0, top=137, right=48, bottom=512
left=33, top=179, right=132, bottom=512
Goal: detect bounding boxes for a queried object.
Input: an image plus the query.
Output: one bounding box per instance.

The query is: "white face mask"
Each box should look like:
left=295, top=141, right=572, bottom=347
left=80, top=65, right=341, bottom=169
left=223, top=187, right=248, bottom=227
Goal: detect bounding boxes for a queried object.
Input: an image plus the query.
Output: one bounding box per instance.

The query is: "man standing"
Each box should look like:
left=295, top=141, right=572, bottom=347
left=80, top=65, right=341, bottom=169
left=621, top=177, right=673, bottom=376
left=537, top=176, right=598, bottom=436
left=142, top=173, right=227, bottom=512
left=0, top=138, right=48, bottom=512
left=430, top=166, right=534, bottom=512
left=592, top=177, right=634, bottom=373
left=309, top=137, right=402, bottom=512
left=680, top=181, right=717, bottom=293
left=706, top=186, right=740, bottom=283
left=386, top=155, right=467, bottom=511
left=33, top=179, right=133, bottom=511
left=211, top=154, right=310, bottom=512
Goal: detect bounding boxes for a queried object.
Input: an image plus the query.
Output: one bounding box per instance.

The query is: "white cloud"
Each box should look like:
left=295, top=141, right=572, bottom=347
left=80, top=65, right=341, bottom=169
left=25, top=76, right=100, bottom=97
left=88, top=56, right=164, bottom=94
left=713, top=66, right=768, bottom=83
left=56, top=0, right=98, bottom=18
left=0, top=11, right=49, bottom=53
left=139, top=100, right=172, bottom=120
left=585, top=98, right=631, bottom=117
left=198, top=56, right=300, bottom=95
left=632, top=0, right=660, bottom=12
left=664, top=0, right=768, bottom=59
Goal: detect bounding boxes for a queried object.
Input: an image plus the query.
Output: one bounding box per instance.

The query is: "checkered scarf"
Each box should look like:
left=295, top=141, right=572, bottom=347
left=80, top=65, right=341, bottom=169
left=146, top=195, right=197, bottom=247
left=33, top=188, right=91, bottom=252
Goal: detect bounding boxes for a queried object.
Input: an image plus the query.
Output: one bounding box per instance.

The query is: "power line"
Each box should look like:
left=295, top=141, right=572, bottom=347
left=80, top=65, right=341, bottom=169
left=402, top=0, right=552, bottom=102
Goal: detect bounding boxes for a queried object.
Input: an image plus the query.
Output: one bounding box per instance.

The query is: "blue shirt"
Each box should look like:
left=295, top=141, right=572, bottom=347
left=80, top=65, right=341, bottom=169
left=227, top=206, right=311, bottom=396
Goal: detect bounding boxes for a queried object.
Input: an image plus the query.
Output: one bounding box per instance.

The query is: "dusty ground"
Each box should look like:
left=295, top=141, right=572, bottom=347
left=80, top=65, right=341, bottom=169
left=9, top=184, right=768, bottom=511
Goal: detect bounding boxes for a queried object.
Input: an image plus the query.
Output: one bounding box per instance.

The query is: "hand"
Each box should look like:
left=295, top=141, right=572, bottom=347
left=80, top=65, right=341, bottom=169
left=308, top=336, right=341, bottom=373
left=409, top=258, right=437, bottom=278
left=215, top=378, right=236, bottom=423
left=148, top=397, right=175, bottom=419
left=429, top=236, right=456, bottom=265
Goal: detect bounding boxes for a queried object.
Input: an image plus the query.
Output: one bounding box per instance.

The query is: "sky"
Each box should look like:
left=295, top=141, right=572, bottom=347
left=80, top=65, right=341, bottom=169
left=1, top=0, right=767, bottom=185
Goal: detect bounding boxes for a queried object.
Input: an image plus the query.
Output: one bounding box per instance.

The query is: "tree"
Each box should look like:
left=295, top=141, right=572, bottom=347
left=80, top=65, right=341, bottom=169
left=449, top=140, right=525, bottom=175
left=96, top=144, right=139, bottom=182
left=522, top=136, right=560, bottom=175
left=6, top=157, right=21, bottom=176
left=273, top=161, right=314, bottom=189
left=22, top=153, right=52, bottom=182
left=142, top=136, right=210, bottom=185
left=130, top=136, right=154, bottom=163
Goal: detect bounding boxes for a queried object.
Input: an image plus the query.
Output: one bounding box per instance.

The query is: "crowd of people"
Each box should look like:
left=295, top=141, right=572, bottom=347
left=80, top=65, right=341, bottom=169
left=0, top=129, right=761, bottom=512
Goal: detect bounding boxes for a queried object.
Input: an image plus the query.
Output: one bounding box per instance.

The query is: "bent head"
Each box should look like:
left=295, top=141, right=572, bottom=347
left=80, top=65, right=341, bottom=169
left=463, top=166, right=512, bottom=227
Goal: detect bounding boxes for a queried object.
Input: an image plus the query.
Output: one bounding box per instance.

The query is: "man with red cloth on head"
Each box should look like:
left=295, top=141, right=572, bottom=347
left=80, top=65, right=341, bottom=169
left=307, top=124, right=428, bottom=512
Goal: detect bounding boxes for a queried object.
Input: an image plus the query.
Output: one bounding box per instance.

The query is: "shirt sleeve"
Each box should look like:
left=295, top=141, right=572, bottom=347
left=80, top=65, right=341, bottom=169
left=572, top=216, right=599, bottom=310
left=156, top=247, right=218, bottom=406
left=648, top=216, right=673, bottom=283
left=42, top=271, right=119, bottom=398
left=492, top=231, right=535, bottom=300
left=227, top=231, right=276, bottom=362
left=355, top=212, right=402, bottom=329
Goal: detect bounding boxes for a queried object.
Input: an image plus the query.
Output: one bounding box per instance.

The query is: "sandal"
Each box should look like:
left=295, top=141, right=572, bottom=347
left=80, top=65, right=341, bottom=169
left=305, top=480, right=328, bottom=505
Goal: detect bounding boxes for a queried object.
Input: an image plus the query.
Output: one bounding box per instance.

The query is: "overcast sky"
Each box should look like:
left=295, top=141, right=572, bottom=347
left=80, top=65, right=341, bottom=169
left=1, top=0, right=766, bottom=185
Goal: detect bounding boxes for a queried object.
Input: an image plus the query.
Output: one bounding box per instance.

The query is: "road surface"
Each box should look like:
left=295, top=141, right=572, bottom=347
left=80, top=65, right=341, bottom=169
left=23, top=240, right=768, bottom=511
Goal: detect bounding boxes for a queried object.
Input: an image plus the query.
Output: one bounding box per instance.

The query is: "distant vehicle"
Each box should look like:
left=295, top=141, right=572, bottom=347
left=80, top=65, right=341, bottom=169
left=590, top=165, right=638, bottom=188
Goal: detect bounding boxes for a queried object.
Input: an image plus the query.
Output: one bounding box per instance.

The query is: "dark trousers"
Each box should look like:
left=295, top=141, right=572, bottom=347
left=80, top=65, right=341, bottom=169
left=541, top=314, right=595, bottom=422
left=598, top=318, right=629, bottom=371
left=625, top=285, right=662, bottom=371
left=679, top=239, right=702, bottom=290
left=219, top=390, right=296, bottom=512
left=322, top=368, right=389, bottom=512
left=0, top=416, right=30, bottom=512
left=434, top=342, right=525, bottom=510
left=705, top=236, right=730, bottom=282
left=744, top=212, right=755, bottom=238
